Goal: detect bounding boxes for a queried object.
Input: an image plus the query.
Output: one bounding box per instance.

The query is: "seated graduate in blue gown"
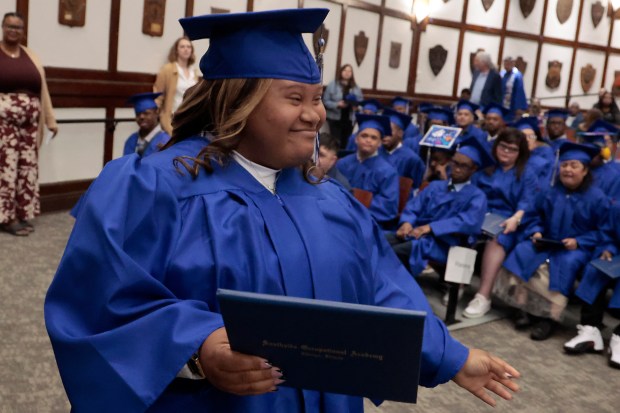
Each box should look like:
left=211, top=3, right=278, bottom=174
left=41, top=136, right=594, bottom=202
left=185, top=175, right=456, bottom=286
left=391, top=96, right=420, bottom=141
left=496, top=142, right=609, bottom=341
left=482, top=103, right=508, bottom=148
left=344, top=99, right=382, bottom=152
left=517, top=116, right=555, bottom=192
left=578, top=120, right=620, bottom=204
left=44, top=9, right=520, bottom=413
left=313, top=132, right=351, bottom=191
left=386, top=137, right=491, bottom=277
left=543, top=108, right=569, bottom=151
left=463, top=128, right=537, bottom=319
left=337, top=114, right=400, bottom=228
left=566, top=202, right=620, bottom=367
left=379, top=108, right=425, bottom=189
left=454, top=100, right=487, bottom=146
left=123, top=92, right=171, bottom=157
left=411, top=106, right=454, bottom=156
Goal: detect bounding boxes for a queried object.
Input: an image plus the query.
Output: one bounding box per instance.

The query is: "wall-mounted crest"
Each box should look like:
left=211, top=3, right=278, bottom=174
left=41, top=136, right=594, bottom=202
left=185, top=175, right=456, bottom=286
left=515, top=56, right=528, bottom=75
left=429, top=45, right=448, bottom=76
left=591, top=1, right=605, bottom=28
left=546, top=60, right=562, bottom=89
left=389, top=42, right=402, bottom=69
left=142, top=0, right=166, bottom=37
left=481, top=0, right=494, bottom=12
left=519, top=0, right=536, bottom=18
left=354, top=31, right=368, bottom=66
left=580, top=64, right=596, bottom=93
left=556, top=0, right=573, bottom=25
left=59, top=0, right=86, bottom=27
left=313, top=24, right=329, bottom=58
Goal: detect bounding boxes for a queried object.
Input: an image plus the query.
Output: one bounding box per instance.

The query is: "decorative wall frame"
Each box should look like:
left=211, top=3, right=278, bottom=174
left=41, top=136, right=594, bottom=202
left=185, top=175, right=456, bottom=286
left=58, top=0, right=86, bottom=27
left=142, top=0, right=166, bottom=37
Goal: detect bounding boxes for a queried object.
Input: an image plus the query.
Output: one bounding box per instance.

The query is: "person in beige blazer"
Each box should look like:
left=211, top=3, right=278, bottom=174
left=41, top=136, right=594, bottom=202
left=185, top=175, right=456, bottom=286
left=153, top=36, right=200, bottom=135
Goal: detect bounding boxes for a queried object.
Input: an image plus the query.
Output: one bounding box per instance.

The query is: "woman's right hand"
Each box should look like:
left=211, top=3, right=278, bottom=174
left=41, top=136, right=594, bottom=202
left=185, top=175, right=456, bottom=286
left=600, top=250, right=614, bottom=261
left=199, top=327, right=284, bottom=395
left=531, top=232, right=543, bottom=243
left=396, top=222, right=414, bottom=240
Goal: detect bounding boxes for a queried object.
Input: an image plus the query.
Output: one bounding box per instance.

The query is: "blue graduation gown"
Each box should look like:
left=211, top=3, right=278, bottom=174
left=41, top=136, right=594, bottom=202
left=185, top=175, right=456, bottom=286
left=336, top=154, right=400, bottom=225
left=576, top=203, right=620, bottom=309
left=399, top=180, right=487, bottom=275
left=404, top=122, right=420, bottom=141
left=123, top=130, right=171, bottom=157
left=379, top=145, right=425, bottom=189
left=45, top=136, right=467, bottom=413
left=472, top=166, right=537, bottom=250
left=527, top=145, right=555, bottom=192
left=503, top=184, right=609, bottom=296
left=458, top=125, right=487, bottom=147
left=592, top=161, right=620, bottom=203
left=345, top=132, right=357, bottom=151
left=501, top=69, right=528, bottom=119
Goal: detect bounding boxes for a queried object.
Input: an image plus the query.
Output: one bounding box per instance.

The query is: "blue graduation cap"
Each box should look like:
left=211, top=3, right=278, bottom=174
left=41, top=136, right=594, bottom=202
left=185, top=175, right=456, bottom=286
left=355, top=114, right=392, bottom=138
left=127, top=92, right=162, bottom=116
left=579, top=133, right=606, bottom=148
left=359, top=99, right=381, bottom=114
left=382, top=107, right=412, bottom=131
left=587, top=119, right=619, bottom=136
left=482, top=103, right=509, bottom=120
left=391, top=96, right=412, bottom=110
left=417, top=103, right=434, bottom=113
left=179, top=8, right=328, bottom=84
left=456, top=99, right=479, bottom=114
left=344, top=93, right=360, bottom=104
left=513, top=116, right=540, bottom=136
left=422, top=106, right=454, bottom=124
left=457, top=137, right=495, bottom=169
left=545, top=108, right=568, bottom=120
left=558, top=141, right=600, bottom=164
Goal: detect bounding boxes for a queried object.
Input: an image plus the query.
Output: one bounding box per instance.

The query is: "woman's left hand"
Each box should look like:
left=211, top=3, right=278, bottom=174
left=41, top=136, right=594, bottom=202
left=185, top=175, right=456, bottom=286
left=562, top=238, right=578, bottom=250
left=452, top=349, right=520, bottom=407
left=49, top=126, right=58, bottom=138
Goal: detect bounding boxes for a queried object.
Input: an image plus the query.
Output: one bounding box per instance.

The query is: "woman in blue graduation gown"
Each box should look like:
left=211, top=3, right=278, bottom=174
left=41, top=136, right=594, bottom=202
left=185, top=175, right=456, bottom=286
left=44, top=9, right=519, bottom=413
left=579, top=121, right=620, bottom=203
left=464, top=128, right=536, bottom=319
left=498, top=142, right=609, bottom=340
left=337, top=114, right=400, bottom=227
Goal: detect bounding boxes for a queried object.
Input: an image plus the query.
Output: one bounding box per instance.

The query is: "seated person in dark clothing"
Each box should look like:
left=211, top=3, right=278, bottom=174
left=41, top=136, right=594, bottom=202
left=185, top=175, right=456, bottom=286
left=386, top=137, right=492, bottom=276
left=337, top=114, right=399, bottom=228
left=313, top=133, right=351, bottom=191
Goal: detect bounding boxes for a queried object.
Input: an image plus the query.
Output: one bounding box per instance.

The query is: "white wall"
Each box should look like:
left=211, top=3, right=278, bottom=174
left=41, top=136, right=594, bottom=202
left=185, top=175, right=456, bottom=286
left=466, top=0, right=505, bottom=29
left=385, top=0, right=412, bottom=14
left=253, top=0, right=297, bottom=11
left=543, top=0, right=579, bottom=41
left=416, top=25, right=459, bottom=96
left=39, top=109, right=106, bottom=184
left=28, top=0, right=110, bottom=70
left=376, top=16, right=412, bottom=92
left=569, top=49, right=606, bottom=108
left=0, top=0, right=16, bottom=14
left=428, top=0, right=464, bottom=23
left=112, top=108, right=137, bottom=160
left=502, top=37, right=539, bottom=98
left=341, top=7, right=380, bottom=89
left=117, top=0, right=186, bottom=74
left=535, top=43, right=574, bottom=107
left=303, top=0, right=343, bottom=85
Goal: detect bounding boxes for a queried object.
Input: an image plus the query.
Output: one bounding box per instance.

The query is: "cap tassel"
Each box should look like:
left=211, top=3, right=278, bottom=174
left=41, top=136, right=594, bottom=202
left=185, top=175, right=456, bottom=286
left=550, top=148, right=560, bottom=187
left=315, top=28, right=326, bottom=84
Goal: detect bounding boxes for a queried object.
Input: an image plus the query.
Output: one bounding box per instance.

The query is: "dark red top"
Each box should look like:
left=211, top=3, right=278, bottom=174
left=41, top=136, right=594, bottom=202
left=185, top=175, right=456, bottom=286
left=0, top=48, right=42, bottom=96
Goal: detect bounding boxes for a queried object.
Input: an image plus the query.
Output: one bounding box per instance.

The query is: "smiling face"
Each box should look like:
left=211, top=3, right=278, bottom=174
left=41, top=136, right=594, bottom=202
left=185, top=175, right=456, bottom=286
left=559, top=160, right=588, bottom=190
left=236, top=80, right=326, bottom=169
left=136, top=108, right=159, bottom=136
left=456, top=109, right=474, bottom=127
left=495, top=140, right=520, bottom=167
left=1, top=15, right=24, bottom=45
left=382, top=122, right=403, bottom=151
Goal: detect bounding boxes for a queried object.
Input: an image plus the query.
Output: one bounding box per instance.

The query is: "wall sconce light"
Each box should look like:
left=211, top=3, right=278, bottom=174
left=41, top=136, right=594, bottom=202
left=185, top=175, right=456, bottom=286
left=612, top=0, right=620, bottom=11
left=413, top=0, right=430, bottom=24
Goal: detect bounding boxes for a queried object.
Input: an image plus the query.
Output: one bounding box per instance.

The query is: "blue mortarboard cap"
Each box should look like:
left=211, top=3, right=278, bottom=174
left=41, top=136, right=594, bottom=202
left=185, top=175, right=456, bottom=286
left=482, top=103, right=509, bottom=119
left=179, top=8, right=328, bottom=83
left=422, top=106, right=454, bottom=124
left=391, top=96, right=412, bottom=108
left=417, top=103, right=434, bottom=113
left=382, top=107, right=412, bottom=131
left=359, top=99, right=381, bottom=114
left=587, top=119, right=619, bottom=136
left=558, top=141, right=600, bottom=163
left=579, top=133, right=606, bottom=148
left=456, top=99, right=480, bottom=114
left=344, top=93, right=359, bottom=104
left=513, top=116, right=540, bottom=135
left=355, top=114, right=392, bottom=137
left=127, top=92, right=162, bottom=115
left=546, top=108, right=568, bottom=120
left=457, top=137, right=495, bottom=169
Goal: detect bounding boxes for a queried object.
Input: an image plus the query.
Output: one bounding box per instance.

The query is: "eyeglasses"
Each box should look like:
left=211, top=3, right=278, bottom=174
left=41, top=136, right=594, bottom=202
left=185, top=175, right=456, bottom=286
left=497, top=142, right=519, bottom=153
left=547, top=119, right=565, bottom=125
left=3, top=24, right=24, bottom=31
left=450, top=160, right=474, bottom=170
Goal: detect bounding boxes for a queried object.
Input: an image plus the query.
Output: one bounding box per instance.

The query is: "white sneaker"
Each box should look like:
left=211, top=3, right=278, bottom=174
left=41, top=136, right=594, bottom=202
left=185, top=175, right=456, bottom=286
left=442, top=286, right=464, bottom=306
left=462, top=293, right=491, bottom=318
left=563, top=325, right=604, bottom=354
left=609, top=334, right=620, bottom=369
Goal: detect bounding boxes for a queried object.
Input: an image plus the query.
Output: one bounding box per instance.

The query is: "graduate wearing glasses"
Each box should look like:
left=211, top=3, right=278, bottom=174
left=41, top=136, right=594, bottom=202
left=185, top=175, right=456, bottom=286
left=45, top=9, right=519, bottom=412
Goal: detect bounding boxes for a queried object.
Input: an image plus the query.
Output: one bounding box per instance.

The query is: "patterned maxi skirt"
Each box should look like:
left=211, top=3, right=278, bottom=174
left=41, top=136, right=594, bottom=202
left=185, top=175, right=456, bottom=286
left=0, top=93, right=41, bottom=224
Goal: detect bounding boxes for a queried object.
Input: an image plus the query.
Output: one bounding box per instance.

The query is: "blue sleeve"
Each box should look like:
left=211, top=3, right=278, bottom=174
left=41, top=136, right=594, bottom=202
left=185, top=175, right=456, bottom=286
left=516, top=169, right=537, bottom=212
left=369, top=168, right=399, bottom=223
left=430, top=190, right=487, bottom=238
left=123, top=134, right=136, bottom=156
left=368, top=219, right=469, bottom=387
left=513, top=74, right=528, bottom=111
left=45, top=157, right=225, bottom=413
left=576, top=193, right=610, bottom=249
left=322, top=81, right=341, bottom=110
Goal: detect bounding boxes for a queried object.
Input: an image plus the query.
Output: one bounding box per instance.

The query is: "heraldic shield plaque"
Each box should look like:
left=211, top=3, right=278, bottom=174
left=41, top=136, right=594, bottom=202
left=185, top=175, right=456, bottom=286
left=515, top=56, right=528, bottom=75
left=429, top=45, right=448, bottom=76
left=581, top=64, right=596, bottom=93
left=556, top=0, right=574, bottom=24
left=519, top=0, right=536, bottom=18
left=481, top=0, right=494, bottom=12
left=546, top=60, right=562, bottom=89
left=592, top=1, right=605, bottom=28
left=354, top=31, right=368, bottom=66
